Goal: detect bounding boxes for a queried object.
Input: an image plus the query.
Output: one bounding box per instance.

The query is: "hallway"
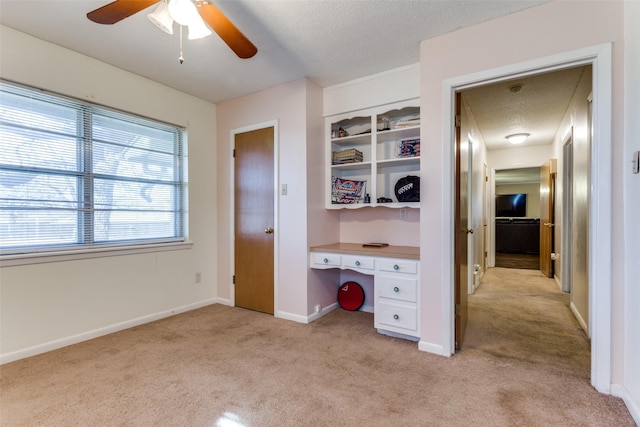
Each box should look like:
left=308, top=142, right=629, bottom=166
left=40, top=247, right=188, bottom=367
left=465, top=267, right=588, bottom=376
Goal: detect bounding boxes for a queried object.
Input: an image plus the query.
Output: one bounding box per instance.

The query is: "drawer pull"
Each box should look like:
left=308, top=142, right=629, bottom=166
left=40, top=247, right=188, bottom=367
left=323, top=258, right=329, bottom=264
left=393, top=286, right=400, bottom=293
left=393, top=314, right=400, bottom=320
left=393, top=264, right=400, bottom=271
left=355, top=260, right=361, bottom=267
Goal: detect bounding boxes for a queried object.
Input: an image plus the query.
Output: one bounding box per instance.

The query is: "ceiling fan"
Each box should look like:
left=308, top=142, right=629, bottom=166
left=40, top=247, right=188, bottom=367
left=87, top=0, right=257, bottom=59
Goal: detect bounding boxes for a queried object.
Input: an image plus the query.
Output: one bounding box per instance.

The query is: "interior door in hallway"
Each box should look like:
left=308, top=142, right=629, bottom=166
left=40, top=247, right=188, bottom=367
left=234, top=127, right=275, bottom=315
left=540, top=158, right=557, bottom=278
left=455, top=93, right=469, bottom=349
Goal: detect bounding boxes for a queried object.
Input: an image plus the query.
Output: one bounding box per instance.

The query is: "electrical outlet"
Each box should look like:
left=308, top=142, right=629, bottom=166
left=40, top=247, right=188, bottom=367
left=399, top=208, right=407, bottom=220
left=314, top=304, right=321, bottom=313
left=195, top=272, right=201, bottom=284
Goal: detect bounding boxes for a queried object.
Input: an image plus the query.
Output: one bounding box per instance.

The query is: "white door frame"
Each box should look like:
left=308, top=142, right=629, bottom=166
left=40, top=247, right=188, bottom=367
left=442, top=43, right=612, bottom=393
left=229, top=120, right=280, bottom=313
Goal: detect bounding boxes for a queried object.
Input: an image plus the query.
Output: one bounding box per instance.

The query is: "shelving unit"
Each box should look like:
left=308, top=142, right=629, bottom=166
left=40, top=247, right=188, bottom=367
left=325, top=99, right=420, bottom=209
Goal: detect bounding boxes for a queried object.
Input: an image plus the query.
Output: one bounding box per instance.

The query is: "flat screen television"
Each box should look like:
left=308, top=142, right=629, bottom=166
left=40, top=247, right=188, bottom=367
left=496, top=194, right=527, bottom=217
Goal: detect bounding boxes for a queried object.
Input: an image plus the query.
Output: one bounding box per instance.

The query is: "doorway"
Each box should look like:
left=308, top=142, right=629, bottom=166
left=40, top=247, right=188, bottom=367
left=493, top=167, right=542, bottom=271
left=444, top=44, right=613, bottom=392
left=233, top=125, right=277, bottom=315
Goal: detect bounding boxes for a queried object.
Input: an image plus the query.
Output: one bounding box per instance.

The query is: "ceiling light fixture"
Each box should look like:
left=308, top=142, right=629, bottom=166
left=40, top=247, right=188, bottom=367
left=506, top=133, right=530, bottom=145
left=148, top=0, right=213, bottom=63
left=508, top=84, right=524, bottom=93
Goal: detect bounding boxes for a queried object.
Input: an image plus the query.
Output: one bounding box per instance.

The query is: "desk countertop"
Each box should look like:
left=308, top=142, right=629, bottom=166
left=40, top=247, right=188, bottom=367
left=310, top=242, right=419, bottom=260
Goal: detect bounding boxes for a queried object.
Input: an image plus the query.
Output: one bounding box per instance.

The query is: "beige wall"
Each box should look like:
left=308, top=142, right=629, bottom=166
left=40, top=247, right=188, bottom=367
left=0, top=26, right=218, bottom=361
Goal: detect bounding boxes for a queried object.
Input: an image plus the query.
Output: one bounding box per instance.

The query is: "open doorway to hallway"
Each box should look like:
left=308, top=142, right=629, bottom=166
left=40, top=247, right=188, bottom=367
left=455, top=64, right=593, bottom=349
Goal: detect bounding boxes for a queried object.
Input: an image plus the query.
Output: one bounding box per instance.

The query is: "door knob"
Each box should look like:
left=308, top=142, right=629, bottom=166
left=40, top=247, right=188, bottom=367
left=465, top=228, right=474, bottom=234
left=265, top=227, right=274, bottom=234
left=544, top=223, right=555, bottom=227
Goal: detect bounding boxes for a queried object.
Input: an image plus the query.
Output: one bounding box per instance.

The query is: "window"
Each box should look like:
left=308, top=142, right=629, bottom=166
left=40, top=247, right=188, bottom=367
left=0, top=80, right=188, bottom=256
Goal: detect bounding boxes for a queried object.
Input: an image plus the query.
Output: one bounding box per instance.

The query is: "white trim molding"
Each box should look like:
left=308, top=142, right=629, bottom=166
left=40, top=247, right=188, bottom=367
left=441, top=43, right=613, bottom=393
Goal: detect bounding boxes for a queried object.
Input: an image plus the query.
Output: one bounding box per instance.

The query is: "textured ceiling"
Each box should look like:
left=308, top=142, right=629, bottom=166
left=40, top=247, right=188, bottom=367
left=0, top=0, right=547, bottom=104
left=462, top=66, right=587, bottom=151
left=1, top=0, right=578, bottom=185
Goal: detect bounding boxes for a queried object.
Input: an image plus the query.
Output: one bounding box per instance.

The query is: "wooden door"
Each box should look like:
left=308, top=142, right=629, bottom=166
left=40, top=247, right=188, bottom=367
left=234, top=127, right=275, bottom=314
left=482, top=163, right=488, bottom=274
left=454, top=93, right=469, bottom=349
left=539, top=158, right=557, bottom=278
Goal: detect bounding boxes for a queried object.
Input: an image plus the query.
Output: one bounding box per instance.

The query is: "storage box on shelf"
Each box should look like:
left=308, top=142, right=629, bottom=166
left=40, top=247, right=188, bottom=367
left=326, top=100, right=420, bottom=209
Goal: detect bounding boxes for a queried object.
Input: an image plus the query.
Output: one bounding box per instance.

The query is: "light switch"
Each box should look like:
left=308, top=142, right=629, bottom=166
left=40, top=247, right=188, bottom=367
left=281, top=184, right=288, bottom=195
left=633, top=150, right=640, bottom=174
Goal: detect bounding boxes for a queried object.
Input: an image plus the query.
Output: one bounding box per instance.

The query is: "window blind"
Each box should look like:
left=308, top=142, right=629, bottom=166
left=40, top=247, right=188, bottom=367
left=0, top=80, right=188, bottom=255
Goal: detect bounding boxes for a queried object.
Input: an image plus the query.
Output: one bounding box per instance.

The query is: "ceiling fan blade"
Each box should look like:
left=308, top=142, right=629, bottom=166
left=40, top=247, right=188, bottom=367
left=198, top=2, right=257, bottom=59
left=87, top=0, right=160, bottom=25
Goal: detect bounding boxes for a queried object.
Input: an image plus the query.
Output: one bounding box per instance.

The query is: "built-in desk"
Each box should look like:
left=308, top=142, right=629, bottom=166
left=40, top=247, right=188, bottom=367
left=310, top=243, right=420, bottom=341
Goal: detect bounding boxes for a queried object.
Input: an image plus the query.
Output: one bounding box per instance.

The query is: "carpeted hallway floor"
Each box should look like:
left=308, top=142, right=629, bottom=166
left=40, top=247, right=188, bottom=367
left=0, top=268, right=634, bottom=426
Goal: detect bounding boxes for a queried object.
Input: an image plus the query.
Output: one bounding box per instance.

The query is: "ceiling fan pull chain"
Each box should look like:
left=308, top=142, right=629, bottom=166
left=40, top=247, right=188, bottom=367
left=178, top=25, right=185, bottom=64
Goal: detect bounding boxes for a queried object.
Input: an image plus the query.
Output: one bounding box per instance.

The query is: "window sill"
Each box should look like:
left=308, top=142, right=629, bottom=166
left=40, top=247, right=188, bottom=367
left=0, top=241, right=194, bottom=268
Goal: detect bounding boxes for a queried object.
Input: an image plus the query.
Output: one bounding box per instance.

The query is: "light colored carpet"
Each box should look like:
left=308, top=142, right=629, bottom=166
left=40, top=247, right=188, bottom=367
left=0, top=268, right=634, bottom=426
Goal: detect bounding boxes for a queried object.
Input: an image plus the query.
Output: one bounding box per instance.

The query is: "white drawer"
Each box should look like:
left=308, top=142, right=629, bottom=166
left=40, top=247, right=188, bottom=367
left=377, top=275, right=417, bottom=303
left=376, top=301, right=418, bottom=332
left=311, top=252, right=341, bottom=268
left=377, top=259, right=418, bottom=275
left=342, top=255, right=374, bottom=271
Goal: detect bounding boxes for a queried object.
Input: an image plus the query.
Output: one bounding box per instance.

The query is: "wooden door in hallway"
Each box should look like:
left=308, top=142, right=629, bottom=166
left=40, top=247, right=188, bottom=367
left=454, top=93, right=469, bottom=349
left=234, top=127, right=275, bottom=314
left=540, top=158, right=557, bottom=278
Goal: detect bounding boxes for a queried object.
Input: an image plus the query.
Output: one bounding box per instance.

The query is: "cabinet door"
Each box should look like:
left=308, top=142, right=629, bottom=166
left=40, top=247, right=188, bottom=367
left=376, top=301, right=418, bottom=333
left=310, top=252, right=341, bottom=268
left=377, top=259, right=418, bottom=275
left=342, top=255, right=375, bottom=271
left=377, top=275, right=417, bottom=303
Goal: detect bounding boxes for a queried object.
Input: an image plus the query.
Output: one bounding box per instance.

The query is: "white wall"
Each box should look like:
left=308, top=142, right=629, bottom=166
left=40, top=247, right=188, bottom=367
left=622, top=1, right=640, bottom=423
left=488, top=145, right=553, bottom=171
left=0, top=26, right=218, bottom=362
left=418, top=0, right=625, bottom=386
left=550, top=66, right=593, bottom=334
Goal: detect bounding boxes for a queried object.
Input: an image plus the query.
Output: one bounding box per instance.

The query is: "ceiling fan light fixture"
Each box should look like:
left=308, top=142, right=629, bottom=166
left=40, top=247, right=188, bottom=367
left=187, top=17, right=213, bottom=40
left=506, top=133, right=530, bottom=145
left=148, top=1, right=174, bottom=35
left=168, top=0, right=200, bottom=26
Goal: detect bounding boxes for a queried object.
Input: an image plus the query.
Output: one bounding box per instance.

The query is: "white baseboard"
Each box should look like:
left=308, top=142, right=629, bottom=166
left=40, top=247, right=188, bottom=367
left=570, top=301, right=589, bottom=336
left=418, top=340, right=450, bottom=356
left=277, top=302, right=339, bottom=324
left=361, top=304, right=374, bottom=313
left=554, top=274, right=562, bottom=291
left=215, top=297, right=232, bottom=306
left=0, top=299, right=217, bottom=365
left=611, top=383, right=640, bottom=425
